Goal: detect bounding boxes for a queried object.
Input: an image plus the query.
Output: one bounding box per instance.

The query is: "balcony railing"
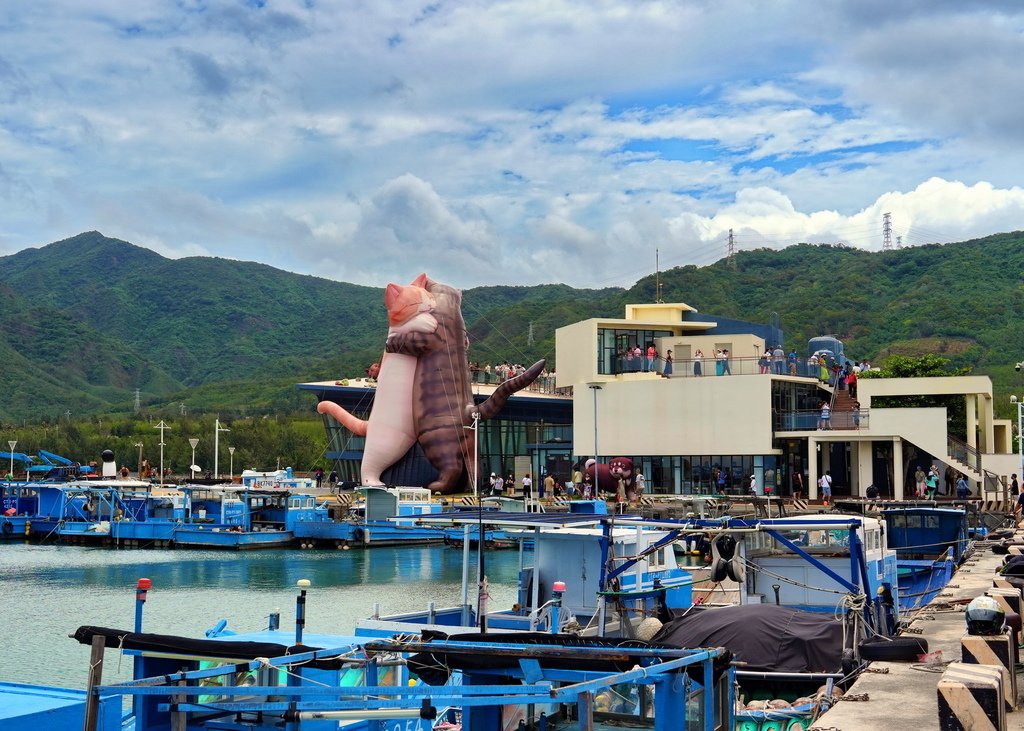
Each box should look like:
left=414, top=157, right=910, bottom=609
left=608, top=355, right=835, bottom=380
left=775, top=409, right=869, bottom=431
left=470, top=370, right=572, bottom=397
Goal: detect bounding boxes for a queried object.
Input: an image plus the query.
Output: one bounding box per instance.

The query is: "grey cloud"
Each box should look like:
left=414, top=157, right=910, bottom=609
left=175, top=48, right=233, bottom=97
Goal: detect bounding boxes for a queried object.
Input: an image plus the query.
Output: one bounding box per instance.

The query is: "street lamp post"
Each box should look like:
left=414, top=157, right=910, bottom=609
left=1012, top=396, right=1024, bottom=484
left=228, top=447, right=236, bottom=481
left=189, top=438, right=200, bottom=481
left=587, top=383, right=602, bottom=480
left=7, top=440, right=16, bottom=481
left=214, top=419, right=230, bottom=480
left=134, top=442, right=143, bottom=477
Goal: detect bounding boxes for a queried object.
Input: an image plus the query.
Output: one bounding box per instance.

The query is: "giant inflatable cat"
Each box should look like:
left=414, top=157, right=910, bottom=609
left=320, top=274, right=545, bottom=494
left=317, top=274, right=437, bottom=485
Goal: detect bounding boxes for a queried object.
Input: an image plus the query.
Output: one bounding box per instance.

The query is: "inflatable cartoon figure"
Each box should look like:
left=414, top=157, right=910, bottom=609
left=320, top=274, right=546, bottom=494
left=317, top=274, right=437, bottom=485
left=585, top=457, right=636, bottom=499
left=385, top=275, right=546, bottom=493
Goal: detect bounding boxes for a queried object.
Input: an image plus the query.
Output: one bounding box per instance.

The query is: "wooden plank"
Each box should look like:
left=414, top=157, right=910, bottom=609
left=81, top=634, right=105, bottom=731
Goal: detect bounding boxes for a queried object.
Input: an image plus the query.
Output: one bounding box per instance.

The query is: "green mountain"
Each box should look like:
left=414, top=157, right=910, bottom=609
left=2, top=229, right=1023, bottom=423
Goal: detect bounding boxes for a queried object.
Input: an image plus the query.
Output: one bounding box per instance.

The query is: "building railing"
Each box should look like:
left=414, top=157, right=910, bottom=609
left=608, top=355, right=835, bottom=380
left=948, top=436, right=982, bottom=474
left=470, top=370, right=572, bottom=397
left=774, top=408, right=869, bottom=431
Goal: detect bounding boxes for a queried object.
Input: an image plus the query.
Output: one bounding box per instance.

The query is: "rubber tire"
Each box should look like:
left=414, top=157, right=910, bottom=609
left=859, top=636, right=928, bottom=662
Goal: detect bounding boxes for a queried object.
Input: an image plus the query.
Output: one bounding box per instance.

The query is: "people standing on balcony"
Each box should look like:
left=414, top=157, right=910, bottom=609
left=758, top=353, right=769, bottom=374
left=818, top=400, right=831, bottom=429
left=788, top=349, right=799, bottom=375
left=914, top=466, right=927, bottom=498
left=492, top=473, right=504, bottom=496
left=852, top=400, right=861, bottom=429
left=773, top=346, right=785, bottom=374
left=715, top=349, right=731, bottom=375
left=662, top=350, right=673, bottom=378
left=693, top=349, right=704, bottom=376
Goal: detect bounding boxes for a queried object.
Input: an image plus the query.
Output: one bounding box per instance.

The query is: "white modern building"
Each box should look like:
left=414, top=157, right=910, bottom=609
left=556, top=302, right=1017, bottom=500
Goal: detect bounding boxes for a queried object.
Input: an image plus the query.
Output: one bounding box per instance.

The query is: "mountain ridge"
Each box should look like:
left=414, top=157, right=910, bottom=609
left=2, top=229, right=1022, bottom=422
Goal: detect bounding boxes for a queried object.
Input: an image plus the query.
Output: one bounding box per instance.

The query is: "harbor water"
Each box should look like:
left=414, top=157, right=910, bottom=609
left=0, top=542, right=521, bottom=689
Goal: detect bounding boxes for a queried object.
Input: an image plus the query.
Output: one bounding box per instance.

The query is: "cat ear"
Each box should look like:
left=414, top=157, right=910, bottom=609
left=411, top=273, right=428, bottom=288
left=384, top=283, right=402, bottom=310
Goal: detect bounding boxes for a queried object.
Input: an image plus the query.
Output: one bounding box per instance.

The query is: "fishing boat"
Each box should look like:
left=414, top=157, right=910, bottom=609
left=290, top=485, right=447, bottom=548
left=174, top=484, right=300, bottom=549
left=0, top=577, right=734, bottom=731
left=881, top=505, right=970, bottom=613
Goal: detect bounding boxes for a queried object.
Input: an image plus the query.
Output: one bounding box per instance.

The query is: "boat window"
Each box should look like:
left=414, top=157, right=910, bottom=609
left=905, top=515, right=922, bottom=529
left=889, top=514, right=906, bottom=527
left=925, top=515, right=940, bottom=530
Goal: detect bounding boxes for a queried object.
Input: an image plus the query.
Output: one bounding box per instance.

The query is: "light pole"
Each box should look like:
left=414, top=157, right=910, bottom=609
left=587, top=382, right=602, bottom=473
left=228, top=447, right=236, bottom=481
left=189, top=438, right=200, bottom=480
left=134, top=442, right=143, bottom=477
left=214, top=419, right=230, bottom=480
left=7, top=440, right=16, bottom=481
left=153, top=421, right=170, bottom=486
left=1012, top=396, right=1024, bottom=485
left=463, top=412, right=480, bottom=497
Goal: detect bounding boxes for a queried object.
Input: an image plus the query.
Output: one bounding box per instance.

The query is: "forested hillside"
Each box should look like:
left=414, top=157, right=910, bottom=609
left=2, top=229, right=1023, bottom=423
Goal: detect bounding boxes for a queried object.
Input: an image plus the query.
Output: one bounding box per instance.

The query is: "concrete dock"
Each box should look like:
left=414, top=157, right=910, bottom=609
left=813, top=541, right=1024, bottom=730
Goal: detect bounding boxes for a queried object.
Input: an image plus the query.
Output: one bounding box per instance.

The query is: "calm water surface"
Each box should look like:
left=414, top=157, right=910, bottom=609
left=0, top=542, right=520, bottom=688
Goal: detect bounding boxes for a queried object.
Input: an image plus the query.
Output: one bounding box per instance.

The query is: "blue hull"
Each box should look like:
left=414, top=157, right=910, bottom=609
left=173, top=528, right=295, bottom=550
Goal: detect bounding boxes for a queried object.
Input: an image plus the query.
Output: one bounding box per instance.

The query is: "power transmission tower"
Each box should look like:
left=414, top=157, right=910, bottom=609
left=726, top=229, right=737, bottom=270
left=882, top=212, right=893, bottom=251
left=133, top=388, right=141, bottom=413
left=527, top=322, right=534, bottom=347
left=896, top=235, right=902, bottom=249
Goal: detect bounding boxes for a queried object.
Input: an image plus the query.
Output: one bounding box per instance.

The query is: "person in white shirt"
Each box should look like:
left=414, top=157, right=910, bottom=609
left=522, top=473, right=533, bottom=499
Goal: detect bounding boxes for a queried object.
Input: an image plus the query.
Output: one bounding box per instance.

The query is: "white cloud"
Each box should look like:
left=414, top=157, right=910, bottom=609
left=1, top=1, right=1023, bottom=286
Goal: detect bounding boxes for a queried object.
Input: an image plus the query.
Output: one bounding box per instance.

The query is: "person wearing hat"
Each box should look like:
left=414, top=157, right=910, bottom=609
left=489, top=472, right=496, bottom=495
left=749, top=474, right=757, bottom=495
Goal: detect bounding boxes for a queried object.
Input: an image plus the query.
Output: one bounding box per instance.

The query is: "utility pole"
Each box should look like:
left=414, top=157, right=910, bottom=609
left=527, top=322, right=534, bottom=347
left=655, top=248, right=663, bottom=303
left=153, top=421, right=170, bottom=486
left=214, top=418, right=230, bottom=480
left=727, top=229, right=737, bottom=270
left=882, top=212, right=893, bottom=251
left=133, top=389, right=141, bottom=414
left=896, top=234, right=902, bottom=249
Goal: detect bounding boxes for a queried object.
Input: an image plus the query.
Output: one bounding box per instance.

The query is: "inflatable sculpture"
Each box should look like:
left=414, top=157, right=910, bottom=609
left=585, top=457, right=637, bottom=500
left=319, top=274, right=545, bottom=494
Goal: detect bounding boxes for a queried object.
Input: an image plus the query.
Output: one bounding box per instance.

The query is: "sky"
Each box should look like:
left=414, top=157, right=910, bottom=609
left=2, top=1, right=1024, bottom=289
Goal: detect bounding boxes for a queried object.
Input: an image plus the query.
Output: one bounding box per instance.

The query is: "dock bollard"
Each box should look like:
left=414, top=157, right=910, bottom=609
left=134, top=577, right=152, bottom=633
left=295, top=579, right=311, bottom=645
left=937, top=662, right=1007, bottom=729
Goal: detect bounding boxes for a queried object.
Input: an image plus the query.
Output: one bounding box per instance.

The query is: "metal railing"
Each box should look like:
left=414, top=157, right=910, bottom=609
left=947, top=436, right=982, bottom=474
left=774, top=408, right=869, bottom=431
left=606, top=354, right=835, bottom=380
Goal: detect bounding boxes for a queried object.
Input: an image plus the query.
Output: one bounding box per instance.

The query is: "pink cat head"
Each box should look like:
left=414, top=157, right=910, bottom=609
left=385, top=273, right=437, bottom=333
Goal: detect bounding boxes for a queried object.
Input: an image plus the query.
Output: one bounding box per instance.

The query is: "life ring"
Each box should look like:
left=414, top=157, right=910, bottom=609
left=1, top=520, right=13, bottom=535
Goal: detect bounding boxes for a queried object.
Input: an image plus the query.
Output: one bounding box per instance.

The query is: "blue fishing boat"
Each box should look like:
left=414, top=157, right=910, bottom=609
left=175, top=484, right=298, bottom=549
left=0, top=577, right=734, bottom=731
left=289, top=485, right=447, bottom=548
left=881, top=505, right=970, bottom=613
left=1, top=480, right=38, bottom=539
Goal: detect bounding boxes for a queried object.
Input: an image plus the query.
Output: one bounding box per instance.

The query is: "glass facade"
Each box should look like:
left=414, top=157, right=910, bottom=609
left=597, top=327, right=673, bottom=375
left=630, top=454, right=782, bottom=495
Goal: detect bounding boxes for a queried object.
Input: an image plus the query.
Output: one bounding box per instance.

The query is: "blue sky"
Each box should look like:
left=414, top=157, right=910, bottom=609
left=2, top=1, right=1024, bottom=288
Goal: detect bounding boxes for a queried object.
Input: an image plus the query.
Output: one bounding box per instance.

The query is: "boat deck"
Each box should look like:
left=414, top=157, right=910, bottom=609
left=814, top=541, right=1024, bottom=730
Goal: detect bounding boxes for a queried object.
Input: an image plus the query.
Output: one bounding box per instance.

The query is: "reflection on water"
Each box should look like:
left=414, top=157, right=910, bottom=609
left=0, top=543, right=521, bottom=688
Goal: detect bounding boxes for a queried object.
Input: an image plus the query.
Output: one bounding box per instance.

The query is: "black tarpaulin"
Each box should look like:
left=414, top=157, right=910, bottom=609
left=72, top=626, right=346, bottom=670
left=652, top=604, right=845, bottom=673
